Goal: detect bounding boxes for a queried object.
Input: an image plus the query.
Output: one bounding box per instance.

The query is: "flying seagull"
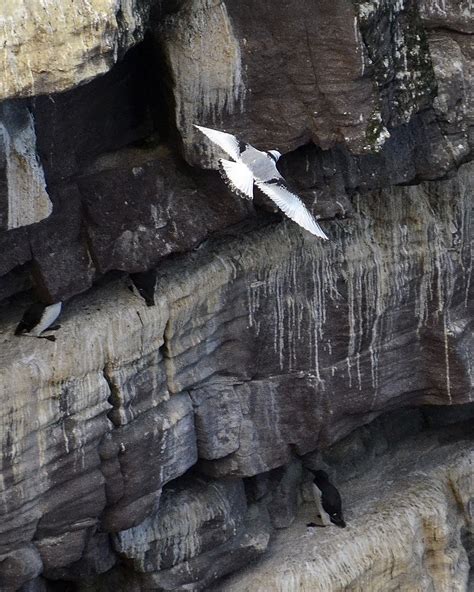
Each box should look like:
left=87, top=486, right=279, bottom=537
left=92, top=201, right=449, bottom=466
left=194, top=125, right=328, bottom=239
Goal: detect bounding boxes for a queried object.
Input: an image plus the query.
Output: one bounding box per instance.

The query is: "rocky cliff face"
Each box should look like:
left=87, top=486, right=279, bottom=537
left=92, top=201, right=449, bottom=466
left=0, top=1, right=472, bottom=591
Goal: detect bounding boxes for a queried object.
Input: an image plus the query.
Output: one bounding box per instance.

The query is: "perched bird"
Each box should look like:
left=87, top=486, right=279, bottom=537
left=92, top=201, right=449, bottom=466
left=129, top=270, right=157, bottom=307
left=194, top=124, right=328, bottom=239
left=308, top=469, right=346, bottom=528
left=14, top=302, right=62, bottom=342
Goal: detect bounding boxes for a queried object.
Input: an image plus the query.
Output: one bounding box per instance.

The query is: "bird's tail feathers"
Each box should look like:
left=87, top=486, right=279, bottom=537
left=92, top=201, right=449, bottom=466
left=14, top=322, right=26, bottom=336
left=218, top=159, right=254, bottom=200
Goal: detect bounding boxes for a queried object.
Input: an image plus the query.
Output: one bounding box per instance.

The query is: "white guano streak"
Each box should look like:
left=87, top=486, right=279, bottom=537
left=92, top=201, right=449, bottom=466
left=246, top=177, right=469, bottom=404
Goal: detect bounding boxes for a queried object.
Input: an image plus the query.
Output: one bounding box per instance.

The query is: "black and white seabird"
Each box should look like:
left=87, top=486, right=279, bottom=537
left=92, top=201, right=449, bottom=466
left=308, top=469, right=346, bottom=528
left=14, top=302, right=62, bottom=342
left=194, top=124, right=328, bottom=239
left=129, top=270, right=157, bottom=307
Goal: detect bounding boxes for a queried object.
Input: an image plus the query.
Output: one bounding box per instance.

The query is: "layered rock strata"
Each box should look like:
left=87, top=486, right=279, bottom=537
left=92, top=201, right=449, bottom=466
left=217, top=423, right=474, bottom=592
left=0, top=0, right=471, bottom=303
left=0, top=163, right=472, bottom=589
left=0, top=0, right=472, bottom=590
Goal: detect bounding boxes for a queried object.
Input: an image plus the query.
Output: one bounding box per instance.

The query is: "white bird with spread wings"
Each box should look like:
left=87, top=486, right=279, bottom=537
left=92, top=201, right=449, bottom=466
left=194, top=124, right=328, bottom=240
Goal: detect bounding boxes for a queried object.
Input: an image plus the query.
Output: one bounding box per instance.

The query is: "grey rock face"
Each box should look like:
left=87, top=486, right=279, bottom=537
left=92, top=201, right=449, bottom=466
left=189, top=385, right=243, bottom=460
left=218, top=423, right=474, bottom=592
left=0, top=161, right=472, bottom=590
left=101, top=393, right=198, bottom=532
left=113, top=476, right=247, bottom=571
left=0, top=0, right=472, bottom=590
left=0, top=545, right=43, bottom=590
left=419, top=0, right=473, bottom=33
left=163, top=166, right=472, bottom=479
left=138, top=502, right=271, bottom=591
left=266, top=461, right=303, bottom=529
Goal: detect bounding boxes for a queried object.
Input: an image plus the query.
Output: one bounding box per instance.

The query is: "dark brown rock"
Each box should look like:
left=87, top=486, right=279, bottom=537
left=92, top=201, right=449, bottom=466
left=31, top=43, right=155, bottom=184
left=78, top=146, right=251, bottom=274
left=28, top=184, right=95, bottom=303
left=161, top=0, right=377, bottom=167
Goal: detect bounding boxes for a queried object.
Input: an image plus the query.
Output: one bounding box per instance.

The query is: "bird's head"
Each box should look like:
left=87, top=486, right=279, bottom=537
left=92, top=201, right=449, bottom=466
left=309, top=469, right=329, bottom=480
left=267, top=149, right=281, bottom=162
left=331, top=514, right=346, bottom=528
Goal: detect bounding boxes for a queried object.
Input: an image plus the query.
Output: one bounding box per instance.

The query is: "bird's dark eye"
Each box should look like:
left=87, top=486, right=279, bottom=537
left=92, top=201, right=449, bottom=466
left=238, top=140, right=247, bottom=154
left=267, top=151, right=278, bottom=162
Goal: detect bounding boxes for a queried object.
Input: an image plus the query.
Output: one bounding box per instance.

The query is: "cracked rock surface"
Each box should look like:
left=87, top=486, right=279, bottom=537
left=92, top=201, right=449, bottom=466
left=0, top=0, right=472, bottom=590
left=0, top=162, right=472, bottom=589
left=217, top=423, right=474, bottom=592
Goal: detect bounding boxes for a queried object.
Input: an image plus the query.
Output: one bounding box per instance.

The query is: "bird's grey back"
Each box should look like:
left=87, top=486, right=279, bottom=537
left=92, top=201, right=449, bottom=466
left=240, top=145, right=281, bottom=182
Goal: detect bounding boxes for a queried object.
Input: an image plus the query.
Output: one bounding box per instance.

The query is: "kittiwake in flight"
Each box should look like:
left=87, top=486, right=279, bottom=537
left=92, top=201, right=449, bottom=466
left=194, top=124, right=328, bottom=239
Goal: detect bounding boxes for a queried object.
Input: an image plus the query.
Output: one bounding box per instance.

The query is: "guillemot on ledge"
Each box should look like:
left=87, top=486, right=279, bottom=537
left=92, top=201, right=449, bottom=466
left=14, top=302, right=62, bottom=342
left=194, top=124, right=328, bottom=239
left=129, top=270, right=157, bottom=307
left=307, top=469, right=346, bottom=528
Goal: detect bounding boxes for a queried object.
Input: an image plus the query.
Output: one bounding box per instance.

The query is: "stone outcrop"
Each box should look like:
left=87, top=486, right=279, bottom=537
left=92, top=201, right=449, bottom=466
left=0, top=0, right=472, bottom=590
left=217, top=422, right=474, bottom=592
left=0, top=0, right=148, bottom=101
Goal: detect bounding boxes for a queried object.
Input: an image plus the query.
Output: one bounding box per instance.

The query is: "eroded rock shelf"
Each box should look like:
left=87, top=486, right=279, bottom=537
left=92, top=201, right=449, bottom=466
left=0, top=0, right=472, bottom=590
left=217, top=423, right=473, bottom=592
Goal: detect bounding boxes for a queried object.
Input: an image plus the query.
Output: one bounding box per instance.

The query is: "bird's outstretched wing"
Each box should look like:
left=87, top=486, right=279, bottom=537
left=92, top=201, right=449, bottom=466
left=256, top=180, right=328, bottom=239
left=219, top=159, right=254, bottom=199
left=194, top=125, right=241, bottom=161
